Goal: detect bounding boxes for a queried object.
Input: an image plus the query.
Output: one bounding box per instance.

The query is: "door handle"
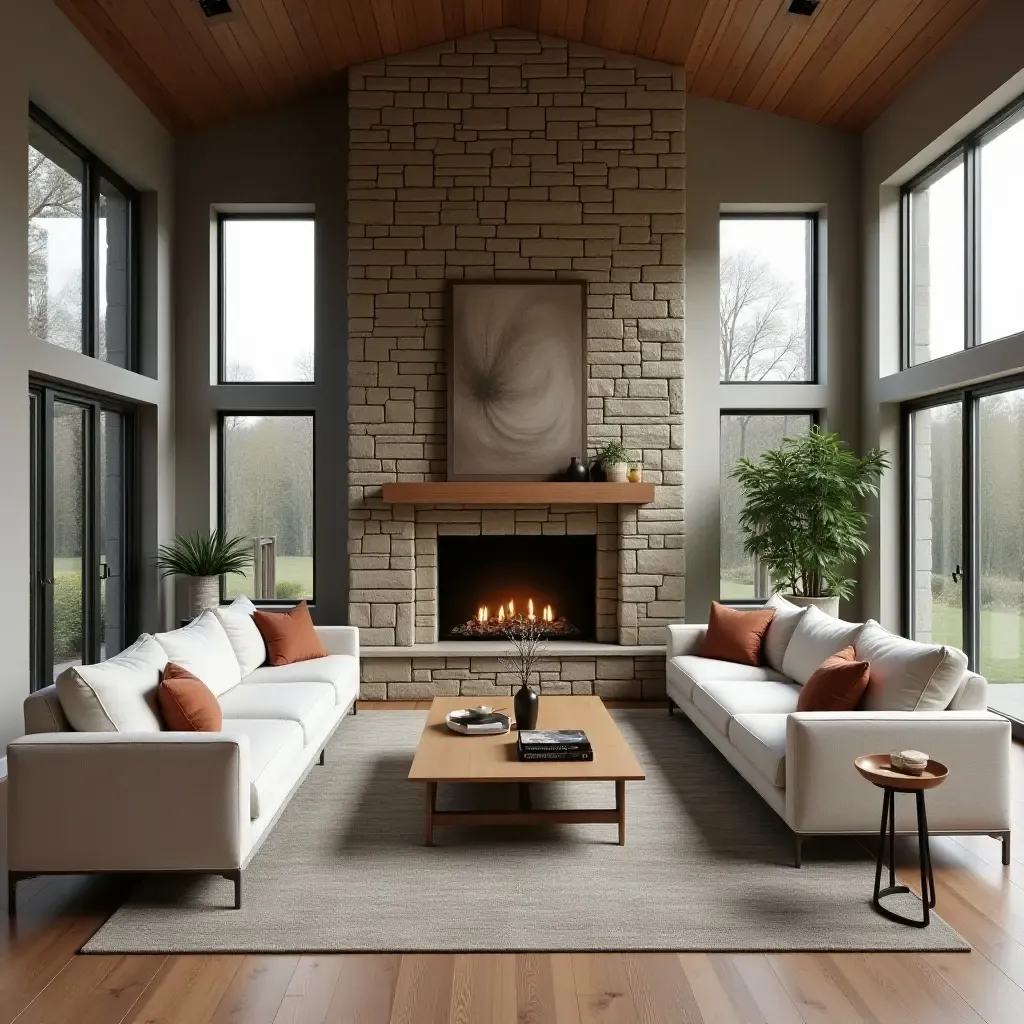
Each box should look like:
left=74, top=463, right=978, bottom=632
left=952, top=565, right=963, bottom=584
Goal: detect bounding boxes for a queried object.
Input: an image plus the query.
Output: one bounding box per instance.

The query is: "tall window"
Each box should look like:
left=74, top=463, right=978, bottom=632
left=28, top=107, right=138, bottom=369
left=29, top=386, right=136, bottom=689
left=220, top=415, right=314, bottom=603
left=219, top=216, right=315, bottom=383
left=719, top=215, right=816, bottom=382
left=720, top=413, right=814, bottom=599
left=903, top=100, right=1024, bottom=365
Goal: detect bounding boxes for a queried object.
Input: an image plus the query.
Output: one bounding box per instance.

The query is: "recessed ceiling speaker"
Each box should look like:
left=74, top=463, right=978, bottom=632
left=788, top=0, right=821, bottom=14
left=198, top=0, right=233, bottom=17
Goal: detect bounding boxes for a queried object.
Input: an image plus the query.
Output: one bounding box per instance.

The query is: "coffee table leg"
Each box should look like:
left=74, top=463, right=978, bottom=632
left=616, top=780, right=626, bottom=846
left=425, top=782, right=436, bottom=847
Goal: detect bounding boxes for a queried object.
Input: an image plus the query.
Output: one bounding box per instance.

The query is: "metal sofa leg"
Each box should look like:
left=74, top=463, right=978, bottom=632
left=794, top=835, right=803, bottom=869
left=667, top=698, right=675, bottom=715
left=223, top=870, right=242, bottom=909
left=997, top=831, right=1012, bottom=865
left=318, top=749, right=325, bottom=766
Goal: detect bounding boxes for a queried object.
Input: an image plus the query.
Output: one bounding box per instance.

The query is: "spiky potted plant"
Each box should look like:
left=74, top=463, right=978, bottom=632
left=731, top=428, right=889, bottom=617
left=156, top=529, right=253, bottom=616
left=595, top=440, right=633, bottom=483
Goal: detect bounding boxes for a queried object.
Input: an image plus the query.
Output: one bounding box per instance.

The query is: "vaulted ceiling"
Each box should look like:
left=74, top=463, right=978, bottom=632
left=55, top=0, right=987, bottom=135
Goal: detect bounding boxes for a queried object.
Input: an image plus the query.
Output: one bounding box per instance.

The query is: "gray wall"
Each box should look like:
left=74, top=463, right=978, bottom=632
left=861, top=0, right=1024, bottom=627
left=174, top=90, right=349, bottom=624
left=685, top=96, right=862, bottom=621
left=0, top=0, right=174, bottom=746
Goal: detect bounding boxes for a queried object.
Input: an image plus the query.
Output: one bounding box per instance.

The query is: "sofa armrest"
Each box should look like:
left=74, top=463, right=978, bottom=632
left=666, top=624, right=707, bottom=658
left=6, top=732, right=250, bottom=874
left=785, top=711, right=1011, bottom=835
left=316, top=625, right=359, bottom=660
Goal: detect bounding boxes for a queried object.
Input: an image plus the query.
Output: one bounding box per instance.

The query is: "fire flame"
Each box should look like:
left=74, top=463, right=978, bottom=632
left=473, top=599, right=556, bottom=625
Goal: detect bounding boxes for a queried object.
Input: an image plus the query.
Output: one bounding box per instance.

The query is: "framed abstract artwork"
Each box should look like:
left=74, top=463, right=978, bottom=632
left=448, top=282, right=587, bottom=480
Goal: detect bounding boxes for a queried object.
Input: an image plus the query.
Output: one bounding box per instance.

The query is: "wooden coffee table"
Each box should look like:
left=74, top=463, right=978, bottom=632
left=408, top=696, right=645, bottom=846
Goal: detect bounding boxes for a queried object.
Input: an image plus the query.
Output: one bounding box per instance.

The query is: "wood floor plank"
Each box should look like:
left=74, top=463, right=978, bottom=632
left=767, top=952, right=875, bottom=1023
left=388, top=955, right=452, bottom=1024
left=621, top=953, right=702, bottom=1023
left=571, top=954, right=640, bottom=1023
left=11, top=954, right=123, bottom=1024
left=124, top=955, right=244, bottom=1024
left=676, top=956, right=744, bottom=1024
left=450, top=954, right=517, bottom=1024
left=323, top=954, right=400, bottom=1023
left=730, top=955, right=804, bottom=1024
left=208, top=955, right=299, bottom=1024
left=272, top=956, right=345, bottom=1024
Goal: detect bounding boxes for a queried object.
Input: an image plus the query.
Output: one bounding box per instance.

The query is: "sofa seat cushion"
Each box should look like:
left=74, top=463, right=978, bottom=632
left=668, top=655, right=785, bottom=703
left=729, top=714, right=788, bottom=788
left=692, top=679, right=801, bottom=735
left=219, top=682, right=336, bottom=745
left=244, top=655, right=359, bottom=707
left=225, top=719, right=305, bottom=820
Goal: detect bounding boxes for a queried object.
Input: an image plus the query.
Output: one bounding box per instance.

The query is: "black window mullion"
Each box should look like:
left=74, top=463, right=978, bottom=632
left=39, top=390, right=56, bottom=689
left=964, top=140, right=981, bottom=350
left=962, top=392, right=979, bottom=671
left=82, top=164, right=97, bottom=359
left=83, top=401, right=102, bottom=665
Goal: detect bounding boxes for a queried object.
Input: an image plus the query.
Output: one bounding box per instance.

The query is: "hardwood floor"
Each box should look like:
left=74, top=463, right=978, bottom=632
left=3, top=719, right=1024, bottom=1023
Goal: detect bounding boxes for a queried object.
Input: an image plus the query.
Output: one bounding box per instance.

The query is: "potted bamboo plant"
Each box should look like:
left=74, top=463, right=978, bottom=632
left=156, top=529, right=253, bottom=616
left=731, top=428, right=889, bottom=616
left=595, top=440, right=634, bottom=483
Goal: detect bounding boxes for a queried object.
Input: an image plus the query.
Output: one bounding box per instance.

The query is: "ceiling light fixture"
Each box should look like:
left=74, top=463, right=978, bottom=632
left=198, top=0, right=232, bottom=17
left=787, top=0, right=820, bottom=14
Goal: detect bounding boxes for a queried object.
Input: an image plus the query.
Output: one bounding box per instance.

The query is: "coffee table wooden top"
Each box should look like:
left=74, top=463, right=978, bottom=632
left=408, top=696, right=646, bottom=784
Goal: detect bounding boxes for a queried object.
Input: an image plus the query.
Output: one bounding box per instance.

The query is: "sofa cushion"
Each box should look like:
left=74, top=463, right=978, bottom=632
left=214, top=596, right=266, bottom=676
left=219, top=681, right=336, bottom=744
left=667, top=655, right=785, bottom=703
left=154, top=611, right=242, bottom=698
left=224, top=719, right=305, bottom=820
left=797, top=646, right=870, bottom=712
left=856, top=620, right=969, bottom=711
left=55, top=634, right=167, bottom=733
left=692, top=679, right=801, bottom=735
left=244, top=655, right=359, bottom=707
left=158, top=664, right=223, bottom=732
left=729, top=714, right=788, bottom=788
left=762, top=594, right=807, bottom=675
left=698, top=602, right=775, bottom=666
left=252, top=602, right=326, bottom=667
left=781, top=605, right=862, bottom=686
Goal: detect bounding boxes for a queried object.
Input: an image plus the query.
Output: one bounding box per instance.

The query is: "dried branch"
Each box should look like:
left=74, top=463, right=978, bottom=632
left=500, top=616, right=549, bottom=690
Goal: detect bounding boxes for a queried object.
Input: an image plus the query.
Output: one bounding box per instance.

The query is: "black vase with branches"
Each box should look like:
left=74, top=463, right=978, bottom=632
left=502, top=617, right=547, bottom=730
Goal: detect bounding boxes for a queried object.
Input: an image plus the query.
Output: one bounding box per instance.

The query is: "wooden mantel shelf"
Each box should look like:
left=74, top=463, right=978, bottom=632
left=380, top=482, right=655, bottom=505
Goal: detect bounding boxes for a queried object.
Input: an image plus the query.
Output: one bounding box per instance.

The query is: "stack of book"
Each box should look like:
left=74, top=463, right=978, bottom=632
left=517, top=729, right=593, bottom=762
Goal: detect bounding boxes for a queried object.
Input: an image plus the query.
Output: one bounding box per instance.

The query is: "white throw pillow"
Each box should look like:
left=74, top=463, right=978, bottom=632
left=856, top=620, right=968, bottom=711
left=154, top=610, right=242, bottom=697
left=762, top=594, right=808, bottom=675
left=781, top=605, right=862, bottom=685
left=56, top=634, right=167, bottom=732
left=214, top=595, right=266, bottom=676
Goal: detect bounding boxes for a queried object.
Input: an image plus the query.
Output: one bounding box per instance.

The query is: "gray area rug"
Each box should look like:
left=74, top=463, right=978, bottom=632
left=83, top=710, right=968, bottom=953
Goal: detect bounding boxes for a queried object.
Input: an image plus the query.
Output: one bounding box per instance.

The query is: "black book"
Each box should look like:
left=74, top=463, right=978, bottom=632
left=518, top=729, right=590, bottom=748
left=519, top=750, right=595, bottom=762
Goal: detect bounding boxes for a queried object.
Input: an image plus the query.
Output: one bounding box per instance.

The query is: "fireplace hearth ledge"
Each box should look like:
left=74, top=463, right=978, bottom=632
left=362, top=641, right=665, bottom=658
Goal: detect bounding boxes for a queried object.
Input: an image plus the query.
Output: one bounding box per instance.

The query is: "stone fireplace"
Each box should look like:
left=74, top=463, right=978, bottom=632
left=347, top=29, right=685, bottom=700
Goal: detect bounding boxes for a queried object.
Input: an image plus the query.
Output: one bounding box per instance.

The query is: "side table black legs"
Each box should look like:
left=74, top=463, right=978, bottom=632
left=872, top=786, right=936, bottom=928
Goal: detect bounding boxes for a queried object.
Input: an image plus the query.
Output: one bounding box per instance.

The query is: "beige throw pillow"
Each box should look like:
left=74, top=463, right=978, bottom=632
left=781, top=605, right=862, bottom=686
left=855, top=620, right=968, bottom=711
left=762, top=594, right=808, bottom=675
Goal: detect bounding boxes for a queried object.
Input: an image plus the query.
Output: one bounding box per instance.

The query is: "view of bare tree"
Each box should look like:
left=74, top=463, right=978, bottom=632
left=28, top=145, right=83, bottom=350
left=720, top=250, right=808, bottom=382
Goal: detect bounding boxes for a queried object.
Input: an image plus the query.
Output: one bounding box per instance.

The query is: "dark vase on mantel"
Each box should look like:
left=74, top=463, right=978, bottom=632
left=514, top=682, right=539, bottom=731
left=565, top=456, right=588, bottom=482
left=588, top=459, right=607, bottom=482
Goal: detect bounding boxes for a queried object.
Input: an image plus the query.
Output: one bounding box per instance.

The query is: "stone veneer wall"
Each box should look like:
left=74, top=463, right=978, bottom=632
left=347, top=29, right=684, bottom=696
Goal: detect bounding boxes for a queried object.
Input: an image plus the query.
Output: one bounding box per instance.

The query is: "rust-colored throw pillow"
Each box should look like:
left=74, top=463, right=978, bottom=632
left=251, top=601, right=327, bottom=667
left=698, top=602, right=776, bottom=667
left=797, top=646, right=871, bottom=712
left=158, top=663, right=222, bottom=732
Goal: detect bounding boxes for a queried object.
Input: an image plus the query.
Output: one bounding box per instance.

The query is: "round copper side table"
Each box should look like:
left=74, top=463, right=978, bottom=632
left=855, top=754, right=949, bottom=928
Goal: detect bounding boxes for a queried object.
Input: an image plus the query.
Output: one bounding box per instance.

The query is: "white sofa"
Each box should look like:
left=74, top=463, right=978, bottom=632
left=6, top=600, right=359, bottom=912
left=666, top=602, right=1012, bottom=867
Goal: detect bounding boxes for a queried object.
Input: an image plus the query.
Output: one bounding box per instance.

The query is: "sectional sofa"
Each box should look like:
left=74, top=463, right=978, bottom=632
left=666, top=597, right=1012, bottom=866
left=6, top=597, right=359, bottom=911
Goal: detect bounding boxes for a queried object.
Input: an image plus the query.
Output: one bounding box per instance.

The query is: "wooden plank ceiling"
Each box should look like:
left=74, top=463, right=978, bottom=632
left=54, top=0, right=987, bottom=135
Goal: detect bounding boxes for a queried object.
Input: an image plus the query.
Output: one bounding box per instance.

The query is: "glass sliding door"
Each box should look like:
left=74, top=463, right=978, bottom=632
left=29, top=387, right=135, bottom=690
left=909, top=402, right=964, bottom=650
left=978, top=388, right=1024, bottom=683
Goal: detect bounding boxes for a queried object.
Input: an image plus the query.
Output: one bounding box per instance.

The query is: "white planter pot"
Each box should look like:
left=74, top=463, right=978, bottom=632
left=606, top=462, right=630, bottom=483
left=189, top=575, right=220, bottom=617
left=784, top=594, right=840, bottom=618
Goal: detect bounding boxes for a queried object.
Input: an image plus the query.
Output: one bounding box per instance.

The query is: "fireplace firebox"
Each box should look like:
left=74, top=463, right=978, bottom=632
left=437, top=536, right=597, bottom=642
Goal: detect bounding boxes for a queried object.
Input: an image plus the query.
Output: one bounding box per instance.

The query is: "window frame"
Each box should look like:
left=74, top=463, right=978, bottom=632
left=28, top=381, right=139, bottom=691
left=901, top=92, right=1024, bottom=369
left=29, top=104, right=140, bottom=370
left=216, top=212, right=316, bottom=386
left=718, top=211, right=820, bottom=386
left=217, top=411, right=317, bottom=607
left=718, top=407, right=820, bottom=606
